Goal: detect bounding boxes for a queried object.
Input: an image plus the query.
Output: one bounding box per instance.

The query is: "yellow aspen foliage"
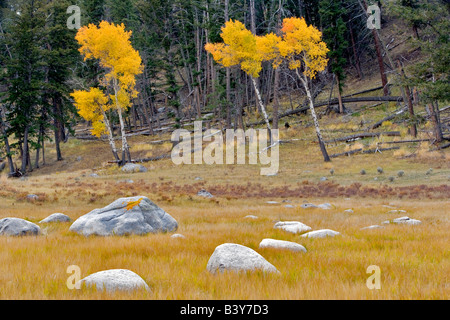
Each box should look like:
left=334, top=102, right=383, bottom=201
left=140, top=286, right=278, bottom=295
left=205, top=20, right=263, bottom=78
left=70, top=88, right=110, bottom=137
left=74, top=21, right=143, bottom=110
left=278, top=17, right=329, bottom=79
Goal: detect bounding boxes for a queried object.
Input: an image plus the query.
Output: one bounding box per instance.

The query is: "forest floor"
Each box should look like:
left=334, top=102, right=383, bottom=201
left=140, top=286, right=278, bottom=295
left=1, top=98, right=449, bottom=299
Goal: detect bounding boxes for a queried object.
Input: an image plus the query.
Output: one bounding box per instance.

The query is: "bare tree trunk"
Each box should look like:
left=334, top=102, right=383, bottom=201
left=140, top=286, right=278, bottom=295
left=336, top=76, right=344, bottom=114
left=427, top=102, right=443, bottom=143
left=225, top=0, right=232, bottom=128
left=99, top=105, right=120, bottom=162
left=251, top=76, right=272, bottom=139
left=397, top=60, right=416, bottom=137
left=0, top=105, right=14, bottom=175
left=296, top=70, right=330, bottom=162
left=21, top=125, right=29, bottom=173
left=348, top=21, right=363, bottom=79
left=113, top=79, right=131, bottom=164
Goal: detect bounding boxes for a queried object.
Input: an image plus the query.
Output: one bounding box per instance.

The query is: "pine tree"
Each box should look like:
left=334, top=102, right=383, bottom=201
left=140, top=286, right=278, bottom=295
left=1, top=0, right=47, bottom=174
left=319, top=0, right=348, bottom=114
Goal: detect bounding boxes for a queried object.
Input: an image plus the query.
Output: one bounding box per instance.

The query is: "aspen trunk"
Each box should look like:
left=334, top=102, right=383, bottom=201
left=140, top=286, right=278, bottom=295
left=113, top=79, right=131, bottom=164
left=99, top=105, right=120, bottom=162
left=296, top=70, right=330, bottom=162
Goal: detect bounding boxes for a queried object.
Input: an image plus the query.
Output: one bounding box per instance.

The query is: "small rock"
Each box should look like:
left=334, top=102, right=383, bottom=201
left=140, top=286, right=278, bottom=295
left=26, top=194, right=39, bottom=201
left=244, top=215, right=258, bottom=219
left=197, top=189, right=214, bottom=198
left=116, top=179, right=134, bottom=184
left=266, top=201, right=278, bottom=204
left=381, top=220, right=390, bottom=225
left=361, top=225, right=384, bottom=230
left=274, top=221, right=311, bottom=234
left=206, top=243, right=279, bottom=274
left=301, top=229, right=340, bottom=238
left=121, top=163, right=148, bottom=173
left=300, top=203, right=318, bottom=209
left=320, top=176, right=327, bottom=181
left=76, top=156, right=82, bottom=162
left=387, top=210, right=406, bottom=214
left=343, top=209, right=354, bottom=213
left=317, top=203, right=333, bottom=210
left=39, top=213, right=71, bottom=223
left=397, top=170, right=404, bottom=177
left=259, top=239, right=307, bottom=253
left=171, top=233, right=185, bottom=239
left=77, top=269, right=150, bottom=292
left=89, top=173, right=99, bottom=178
left=392, top=216, right=422, bottom=225
left=0, top=218, right=41, bottom=236
left=284, top=204, right=295, bottom=208
left=194, top=177, right=203, bottom=180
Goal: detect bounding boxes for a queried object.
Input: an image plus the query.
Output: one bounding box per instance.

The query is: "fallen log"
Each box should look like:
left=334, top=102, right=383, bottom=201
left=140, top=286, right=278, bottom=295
left=247, top=96, right=404, bottom=127
left=368, top=107, right=407, bottom=130
left=330, top=146, right=400, bottom=158
left=324, top=131, right=401, bottom=144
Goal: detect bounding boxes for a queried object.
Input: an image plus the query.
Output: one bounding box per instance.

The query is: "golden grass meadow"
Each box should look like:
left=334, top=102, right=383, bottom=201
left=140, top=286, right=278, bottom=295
left=0, top=122, right=449, bottom=300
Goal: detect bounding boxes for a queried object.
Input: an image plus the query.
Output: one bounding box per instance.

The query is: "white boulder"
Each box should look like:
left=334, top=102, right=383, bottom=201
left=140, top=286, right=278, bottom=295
left=39, top=213, right=71, bottom=223
left=69, top=196, right=178, bottom=236
left=259, top=239, right=306, bottom=253
left=274, top=221, right=311, bottom=234
left=77, top=269, right=150, bottom=292
left=301, top=229, right=340, bottom=238
left=206, top=243, right=279, bottom=274
left=0, top=217, right=41, bottom=236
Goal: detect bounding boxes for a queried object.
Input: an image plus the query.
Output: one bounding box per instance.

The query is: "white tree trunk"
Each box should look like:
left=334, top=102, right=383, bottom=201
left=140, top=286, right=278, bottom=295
left=251, top=76, right=272, bottom=132
left=296, top=69, right=330, bottom=162
left=99, top=105, right=119, bottom=161
left=113, top=79, right=131, bottom=163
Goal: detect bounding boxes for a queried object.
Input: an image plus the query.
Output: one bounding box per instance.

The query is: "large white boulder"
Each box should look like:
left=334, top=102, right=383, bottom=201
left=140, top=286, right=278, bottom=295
left=69, top=196, right=178, bottom=236
left=77, top=269, right=150, bottom=292
left=0, top=218, right=40, bottom=236
left=301, top=229, right=340, bottom=238
left=206, top=243, right=279, bottom=274
left=259, top=239, right=307, bottom=253
left=274, top=221, right=311, bottom=234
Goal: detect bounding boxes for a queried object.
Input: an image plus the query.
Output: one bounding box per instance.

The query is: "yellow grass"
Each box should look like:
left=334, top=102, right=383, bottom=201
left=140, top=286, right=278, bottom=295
left=0, top=97, right=449, bottom=300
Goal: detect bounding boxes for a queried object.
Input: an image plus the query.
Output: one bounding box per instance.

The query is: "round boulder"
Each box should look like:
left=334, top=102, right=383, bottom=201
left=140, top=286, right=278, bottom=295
left=77, top=269, right=150, bottom=292
left=206, top=243, right=279, bottom=274
left=39, top=213, right=71, bottom=223
left=259, top=239, right=307, bottom=253
left=69, top=196, right=178, bottom=236
left=301, top=229, right=340, bottom=238
left=0, top=217, right=41, bottom=236
left=274, top=221, right=311, bottom=234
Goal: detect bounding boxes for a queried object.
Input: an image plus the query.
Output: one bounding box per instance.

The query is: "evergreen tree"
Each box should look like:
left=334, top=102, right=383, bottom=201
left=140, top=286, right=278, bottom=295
left=319, top=0, right=348, bottom=113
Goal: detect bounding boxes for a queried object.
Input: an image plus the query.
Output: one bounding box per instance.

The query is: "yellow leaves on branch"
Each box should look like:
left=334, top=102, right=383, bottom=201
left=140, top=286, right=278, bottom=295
left=72, top=21, right=143, bottom=138
left=75, top=21, right=143, bottom=94
left=71, top=88, right=109, bottom=137
left=279, top=17, right=329, bottom=79
left=205, top=17, right=328, bottom=80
